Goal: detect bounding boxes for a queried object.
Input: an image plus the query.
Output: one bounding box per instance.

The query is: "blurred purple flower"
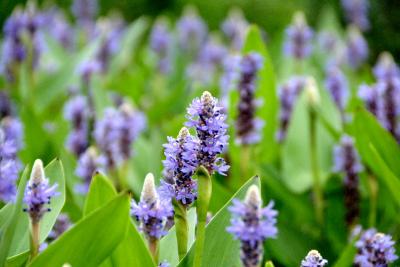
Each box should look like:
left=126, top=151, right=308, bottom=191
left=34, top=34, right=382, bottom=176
left=150, top=19, right=171, bottom=74
left=48, top=213, right=72, bottom=241
left=185, top=91, right=229, bottom=175
left=227, top=185, right=278, bottom=267
left=324, top=65, right=349, bottom=112
left=358, top=84, right=379, bottom=116
left=236, top=52, right=264, bottom=145
left=283, top=12, right=313, bottom=60
left=301, top=250, right=328, bottom=267
left=276, top=76, right=305, bottom=142
left=177, top=7, right=207, bottom=53
left=355, top=228, right=398, bottom=266
left=221, top=8, right=248, bottom=50
left=373, top=52, right=400, bottom=81
left=75, top=147, right=106, bottom=193
left=345, top=26, right=368, bottom=69
left=341, top=0, right=369, bottom=31
left=71, top=0, right=98, bottom=24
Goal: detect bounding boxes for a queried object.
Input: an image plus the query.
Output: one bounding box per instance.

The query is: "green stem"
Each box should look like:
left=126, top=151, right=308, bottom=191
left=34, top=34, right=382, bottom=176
left=193, top=166, right=211, bottom=267
left=309, top=107, right=324, bottom=225
left=29, top=221, right=40, bottom=261
left=368, top=171, right=378, bottom=227
left=148, top=238, right=159, bottom=264
left=173, top=200, right=188, bottom=260
left=240, top=145, right=251, bottom=182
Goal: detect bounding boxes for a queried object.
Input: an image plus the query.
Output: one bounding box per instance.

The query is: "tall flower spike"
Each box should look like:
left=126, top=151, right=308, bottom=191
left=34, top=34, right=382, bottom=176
left=324, top=65, right=349, bottom=113
left=358, top=84, right=379, bottom=116
left=71, top=0, right=98, bottom=24
left=185, top=91, right=229, bottom=175
left=227, top=185, right=278, bottom=267
left=345, top=26, right=368, bottom=70
left=341, top=0, right=369, bottom=31
left=150, top=18, right=171, bottom=74
left=131, top=173, right=174, bottom=240
left=236, top=52, right=264, bottom=145
left=177, top=7, right=207, bottom=53
left=373, top=52, right=400, bottom=81
left=283, top=11, right=314, bottom=60
left=23, top=159, right=59, bottom=223
left=333, top=135, right=363, bottom=227
left=377, top=77, right=400, bottom=140
left=221, top=8, right=248, bottom=50
left=276, top=76, right=305, bottom=142
left=355, top=228, right=398, bottom=266
left=161, top=127, right=198, bottom=206
left=47, top=213, right=72, bottom=242
left=301, top=250, right=328, bottom=267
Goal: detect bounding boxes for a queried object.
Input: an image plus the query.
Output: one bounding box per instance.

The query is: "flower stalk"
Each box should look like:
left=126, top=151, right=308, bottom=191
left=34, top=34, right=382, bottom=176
left=193, top=166, right=211, bottom=267
left=30, top=221, right=40, bottom=259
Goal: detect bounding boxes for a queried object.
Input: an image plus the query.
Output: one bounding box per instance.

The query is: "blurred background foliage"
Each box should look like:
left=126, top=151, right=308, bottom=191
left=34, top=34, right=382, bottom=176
left=1, top=0, right=400, bottom=63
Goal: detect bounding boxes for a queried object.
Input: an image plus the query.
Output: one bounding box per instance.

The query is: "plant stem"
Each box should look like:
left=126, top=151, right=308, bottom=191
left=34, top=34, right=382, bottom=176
left=148, top=238, right=159, bottom=264
left=240, top=145, right=251, bottom=182
left=30, top=221, right=40, bottom=260
left=309, top=107, right=324, bottom=225
left=193, top=166, right=211, bottom=267
left=368, top=171, right=378, bottom=227
left=173, top=200, right=188, bottom=260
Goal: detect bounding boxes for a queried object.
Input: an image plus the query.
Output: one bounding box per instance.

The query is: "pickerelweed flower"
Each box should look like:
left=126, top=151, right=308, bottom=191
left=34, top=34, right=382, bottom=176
left=71, top=0, right=98, bottom=24
left=161, top=127, right=198, bottom=206
left=176, top=7, right=207, bottom=54
left=276, top=76, right=305, bottom=142
left=227, top=185, right=278, bottom=267
left=373, top=52, right=400, bottom=81
left=333, top=135, right=363, bottom=226
left=236, top=52, right=264, bottom=145
left=158, top=261, right=170, bottom=267
left=358, top=84, right=379, bottom=116
left=221, top=8, right=248, bottom=50
left=301, top=250, right=328, bottom=267
left=75, top=146, right=106, bottom=193
left=150, top=19, right=171, bottom=74
left=185, top=91, right=229, bottom=175
left=324, top=65, right=349, bottom=113
left=220, top=54, right=242, bottom=105
left=0, top=117, right=23, bottom=202
left=23, top=159, right=59, bottom=223
left=354, top=228, right=398, bottom=267
left=131, top=173, right=174, bottom=240
left=345, top=26, right=368, bottom=70
left=0, top=91, right=12, bottom=119
left=341, top=0, right=369, bottom=31
left=283, top=11, right=314, bottom=60
left=318, top=31, right=338, bottom=54
left=64, top=95, right=90, bottom=156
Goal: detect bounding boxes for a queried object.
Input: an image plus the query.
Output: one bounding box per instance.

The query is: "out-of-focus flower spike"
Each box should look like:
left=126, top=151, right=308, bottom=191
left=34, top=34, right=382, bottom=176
left=283, top=11, right=313, bottom=60
left=345, top=26, right=368, bottom=69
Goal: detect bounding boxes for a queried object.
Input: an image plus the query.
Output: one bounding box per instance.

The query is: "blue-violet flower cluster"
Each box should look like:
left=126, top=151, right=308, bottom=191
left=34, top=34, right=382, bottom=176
left=301, top=250, right=328, bottom=267
left=283, top=12, right=313, bottom=60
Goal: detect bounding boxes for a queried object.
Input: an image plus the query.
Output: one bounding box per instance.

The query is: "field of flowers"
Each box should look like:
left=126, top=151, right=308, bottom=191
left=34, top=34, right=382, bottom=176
left=0, top=0, right=399, bottom=266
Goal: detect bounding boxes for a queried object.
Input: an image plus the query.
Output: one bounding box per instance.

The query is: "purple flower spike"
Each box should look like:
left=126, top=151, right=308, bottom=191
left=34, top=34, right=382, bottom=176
left=276, top=76, right=306, bottom=142
left=355, top=228, right=398, bottom=266
left=71, top=0, right=98, bottom=24
left=227, top=185, right=278, bottom=267
left=161, top=127, right=198, bottom=206
left=324, top=65, right=349, bottom=112
left=221, top=8, right=248, bottom=50
left=185, top=91, right=229, bottom=175
left=64, top=95, right=90, bottom=156
left=23, top=160, right=59, bottom=223
left=283, top=12, right=313, bottom=60
left=75, top=147, right=106, bottom=193
left=373, top=52, right=400, bottom=81
left=341, top=0, right=369, bottom=31
left=131, top=173, right=174, bottom=240
left=150, top=19, right=171, bottom=74
left=301, top=250, right=328, bottom=267
left=333, top=135, right=362, bottom=226
left=236, top=52, right=264, bottom=145
left=48, top=213, right=72, bottom=241
left=345, top=26, right=368, bottom=70
left=358, top=84, right=379, bottom=116
left=177, top=7, right=208, bottom=53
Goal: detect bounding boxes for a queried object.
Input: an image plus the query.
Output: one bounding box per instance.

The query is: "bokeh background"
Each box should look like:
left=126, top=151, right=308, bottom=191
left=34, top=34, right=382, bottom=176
left=1, top=0, right=400, bottom=62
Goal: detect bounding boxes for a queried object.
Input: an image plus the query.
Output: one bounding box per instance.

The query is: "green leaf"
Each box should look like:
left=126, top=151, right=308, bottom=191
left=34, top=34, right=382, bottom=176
left=5, top=251, right=29, bottom=267
left=83, top=173, right=117, bottom=215
left=0, top=167, right=29, bottom=265
left=178, top=176, right=261, bottom=267
left=265, top=261, right=275, bottom=267
left=84, top=173, right=155, bottom=267
left=159, top=209, right=197, bottom=266
left=332, top=239, right=357, bottom=267
left=29, top=193, right=130, bottom=267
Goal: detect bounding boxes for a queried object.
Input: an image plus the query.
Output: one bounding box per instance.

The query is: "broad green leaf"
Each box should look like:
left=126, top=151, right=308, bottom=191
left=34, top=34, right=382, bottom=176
left=84, top=173, right=154, bottom=267
left=178, top=176, right=261, bottom=267
left=5, top=252, right=29, bottom=267
left=29, top=193, right=130, bottom=267
left=0, top=167, right=29, bottom=265
left=83, top=173, right=117, bottom=215
left=159, top=209, right=197, bottom=266
left=265, top=261, right=275, bottom=267
left=332, top=239, right=357, bottom=267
